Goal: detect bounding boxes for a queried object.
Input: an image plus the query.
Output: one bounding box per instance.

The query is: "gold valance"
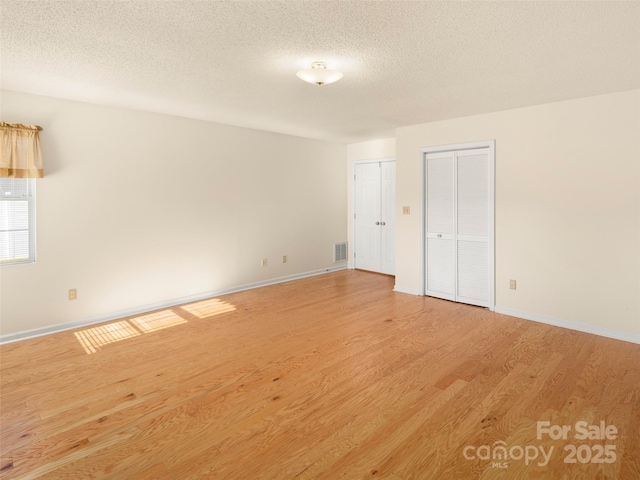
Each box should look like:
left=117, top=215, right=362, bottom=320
left=0, top=122, right=44, bottom=178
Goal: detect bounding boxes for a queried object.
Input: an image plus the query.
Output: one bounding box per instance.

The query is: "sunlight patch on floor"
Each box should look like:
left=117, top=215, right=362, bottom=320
left=74, top=298, right=237, bottom=354
left=130, top=310, right=187, bottom=333
left=74, top=320, right=141, bottom=354
left=181, top=298, right=236, bottom=319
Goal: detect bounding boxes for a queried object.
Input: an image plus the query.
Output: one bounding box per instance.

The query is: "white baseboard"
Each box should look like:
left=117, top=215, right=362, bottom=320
left=494, top=306, right=640, bottom=345
left=393, top=285, right=421, bottom=295
left=0, top=265, right=347, bottom=345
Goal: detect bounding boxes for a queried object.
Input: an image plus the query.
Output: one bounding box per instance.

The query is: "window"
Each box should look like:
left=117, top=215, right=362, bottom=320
left=0, top=177, right=36, bottom=265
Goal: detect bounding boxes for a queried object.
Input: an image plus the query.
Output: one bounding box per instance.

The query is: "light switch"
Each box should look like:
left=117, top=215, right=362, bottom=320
left=402, top=206, right=410, bottom=215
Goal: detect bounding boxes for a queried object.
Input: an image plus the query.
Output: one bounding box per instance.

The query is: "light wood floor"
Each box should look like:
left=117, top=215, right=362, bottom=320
left=1, top=270, right=638, bottom=479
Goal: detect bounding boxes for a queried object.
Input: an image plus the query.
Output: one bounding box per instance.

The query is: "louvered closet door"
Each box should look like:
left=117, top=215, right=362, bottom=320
left=424, top=146, right=492, bottom=308
left=425, top=151, right=455, bottom=301
left=456, top=149, right=490, bottom=307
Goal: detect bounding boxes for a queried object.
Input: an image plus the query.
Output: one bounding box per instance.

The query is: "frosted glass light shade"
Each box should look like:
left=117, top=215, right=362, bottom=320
left=296, top=62, right=343, bottom=86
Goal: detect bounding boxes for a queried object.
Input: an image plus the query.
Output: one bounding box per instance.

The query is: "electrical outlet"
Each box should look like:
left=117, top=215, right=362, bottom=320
left=282, top=255, right=287, bottom=263
left=402, top=206, right=410, bottom=215
left=261, top=258, right=267, bottom=267
left=69, top=288, right=77, bottom=300
left=509, top=279, right=517, bottom=290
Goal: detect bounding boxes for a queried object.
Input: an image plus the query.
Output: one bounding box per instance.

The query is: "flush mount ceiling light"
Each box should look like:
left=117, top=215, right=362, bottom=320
left=296, top=61, right=343, bottom=86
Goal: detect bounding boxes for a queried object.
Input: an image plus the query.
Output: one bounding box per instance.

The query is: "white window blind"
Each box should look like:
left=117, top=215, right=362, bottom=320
left=0, top=178, right=36, bottom=265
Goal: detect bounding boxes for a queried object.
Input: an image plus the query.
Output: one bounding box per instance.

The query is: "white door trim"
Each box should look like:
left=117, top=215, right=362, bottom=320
left=421, top=141, right=495, bottom=310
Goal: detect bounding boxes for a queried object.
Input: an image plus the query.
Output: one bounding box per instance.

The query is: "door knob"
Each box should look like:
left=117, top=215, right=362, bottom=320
left=375, top=222, right=380, bottom=225
left=381, top=222, right=386, bottom=226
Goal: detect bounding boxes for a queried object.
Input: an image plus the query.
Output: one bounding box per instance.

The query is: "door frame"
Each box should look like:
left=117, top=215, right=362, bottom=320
left=420, top=141, right=495, bottom=310
left=351, top=158, right=395, bottom=271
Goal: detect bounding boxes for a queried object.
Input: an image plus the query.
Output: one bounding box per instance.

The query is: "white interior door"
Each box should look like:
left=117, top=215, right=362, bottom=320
left=354, top=161, right=396, bottom=275
left=355, top=163, right=381, bottom=272
left=423, top=143, right=494, bottom=308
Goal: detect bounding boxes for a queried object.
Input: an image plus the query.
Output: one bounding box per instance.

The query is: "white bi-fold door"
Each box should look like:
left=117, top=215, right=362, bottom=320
left=424, top=143, right=494, bottom=308
left=354, top=161, right=395, bottom=275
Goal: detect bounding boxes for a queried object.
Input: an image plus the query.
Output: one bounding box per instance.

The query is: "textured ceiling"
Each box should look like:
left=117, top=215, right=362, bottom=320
left=1, top=1, right=639, bottom=143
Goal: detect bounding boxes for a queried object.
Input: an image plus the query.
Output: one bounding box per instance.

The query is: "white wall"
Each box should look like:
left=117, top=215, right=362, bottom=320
left=346, top=138, right=396, bottom=268
left=0, top=91, right=347, bottom=337
left=394, top=90, right=640, bottom=339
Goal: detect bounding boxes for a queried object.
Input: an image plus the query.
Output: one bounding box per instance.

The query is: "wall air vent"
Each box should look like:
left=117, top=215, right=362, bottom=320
left=333, top=242, right=348, bottom=263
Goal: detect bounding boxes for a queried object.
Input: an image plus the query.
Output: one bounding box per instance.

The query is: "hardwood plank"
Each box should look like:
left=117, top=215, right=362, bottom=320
left=1, top=270, right=638, bottom=479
